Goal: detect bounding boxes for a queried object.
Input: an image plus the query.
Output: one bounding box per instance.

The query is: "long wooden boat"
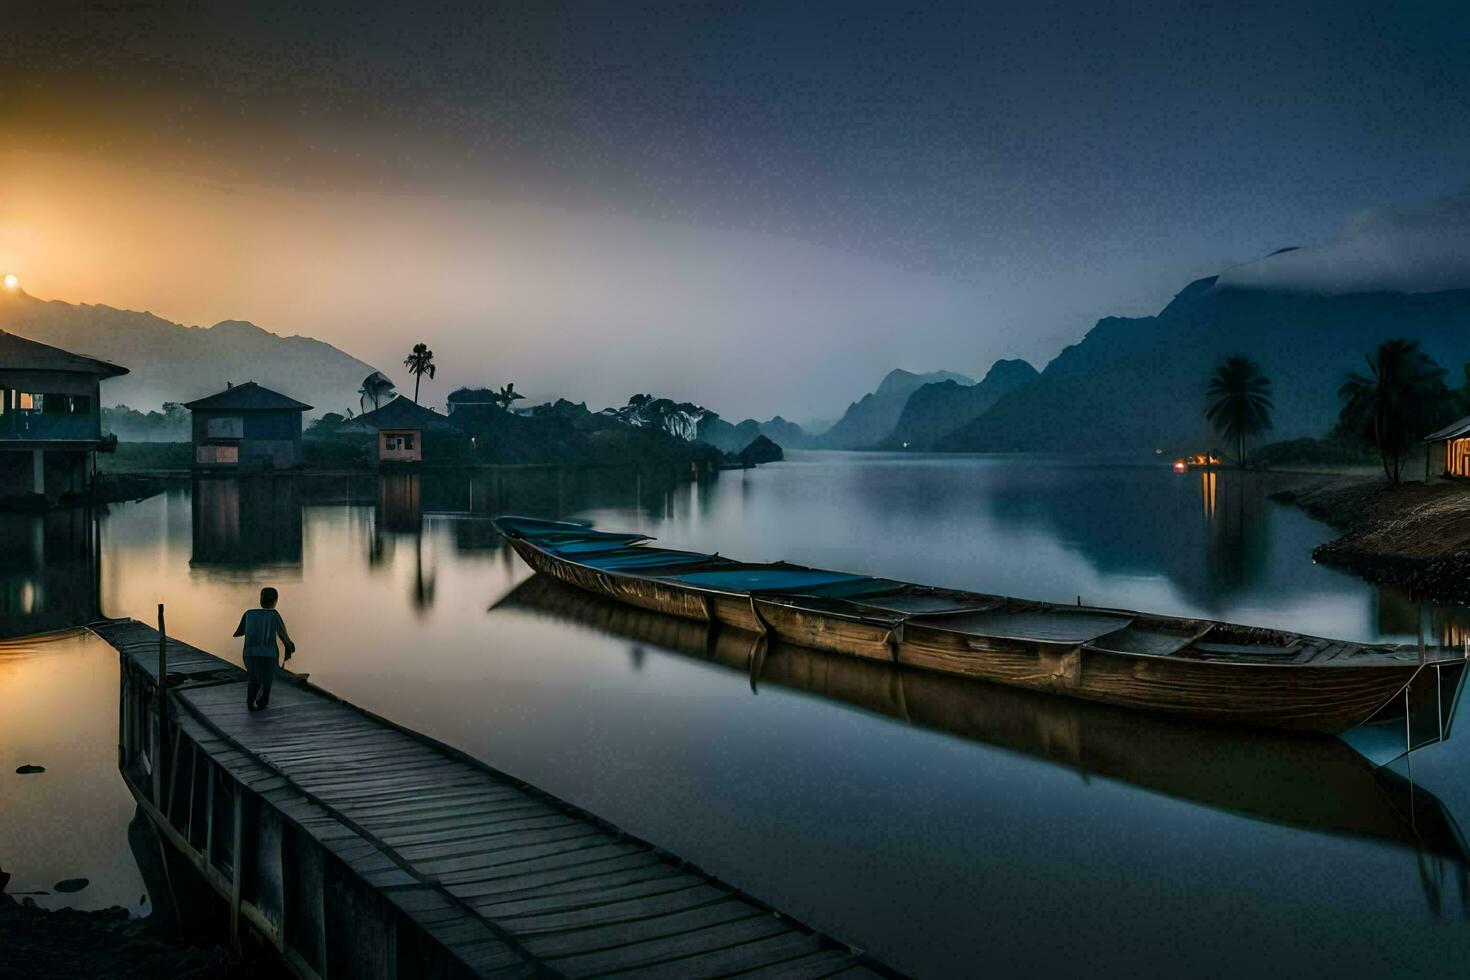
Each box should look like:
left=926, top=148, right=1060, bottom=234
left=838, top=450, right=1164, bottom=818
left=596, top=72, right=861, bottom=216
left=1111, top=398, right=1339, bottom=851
left=495, top=573, right=1470, bottom=866
left=492, top=516, right=1467, bottom=734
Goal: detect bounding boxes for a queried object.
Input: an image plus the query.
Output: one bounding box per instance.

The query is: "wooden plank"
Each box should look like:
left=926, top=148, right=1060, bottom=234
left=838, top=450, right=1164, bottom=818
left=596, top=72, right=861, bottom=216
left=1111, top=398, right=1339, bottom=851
left=395, top=825, right=607, bottom=863
left=474, top=873, right=706, bottom=919
left=469, top=863, right=690, bottom=906
left=603, top=931, right=826, bottom=979
left=521, top=901, right=762, bottom=959
left=497, top=884, right=729, bottom=935
left=548, top=914, right=791, bottom=977
left=439, top=844, right=652, bottom=889
left=418, top=834, right=624, bottom=877
left=449, top=853, right=667, bottom=901
left=382, top=813, right=578, bottom=846
left=727, top=948, right=862, bottom=978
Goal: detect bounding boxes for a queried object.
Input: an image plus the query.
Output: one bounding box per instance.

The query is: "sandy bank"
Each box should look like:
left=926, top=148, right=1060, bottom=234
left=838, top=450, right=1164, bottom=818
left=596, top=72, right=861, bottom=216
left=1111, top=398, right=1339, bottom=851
left=1272, top=476, right=1470, bottom=604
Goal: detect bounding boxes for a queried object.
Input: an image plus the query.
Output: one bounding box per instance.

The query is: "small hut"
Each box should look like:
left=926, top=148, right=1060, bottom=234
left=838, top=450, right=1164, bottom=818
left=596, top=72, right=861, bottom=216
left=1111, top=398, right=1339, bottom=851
left=1424, top=415, right=1470, bottom=479
left=341, top=396, right=459, bottom=463
left=184, top=382, right=312, bottom=470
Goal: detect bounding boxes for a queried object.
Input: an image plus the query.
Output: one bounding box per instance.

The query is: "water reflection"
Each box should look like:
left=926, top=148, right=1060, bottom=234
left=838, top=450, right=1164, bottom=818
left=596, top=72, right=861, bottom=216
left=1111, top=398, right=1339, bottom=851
left=191, top=476, right=302, bottom=575
left=0, top=507, right=100, bottom=638
left=10, top=460, right=1470, bottom=971
left=497, top=574, right=1470, bottom=884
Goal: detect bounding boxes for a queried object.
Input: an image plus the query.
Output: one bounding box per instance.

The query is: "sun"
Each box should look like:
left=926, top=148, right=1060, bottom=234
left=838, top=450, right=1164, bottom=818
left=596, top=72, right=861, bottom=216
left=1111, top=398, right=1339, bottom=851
left=2, top=274, right=16, bottom=291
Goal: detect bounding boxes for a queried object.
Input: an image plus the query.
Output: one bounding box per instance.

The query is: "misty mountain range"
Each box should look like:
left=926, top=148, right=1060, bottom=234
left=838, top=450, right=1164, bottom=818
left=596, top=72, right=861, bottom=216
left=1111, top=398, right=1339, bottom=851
left=6, top=268, right=1469, bottom=457
left=0, top=289, right=376, bottom=415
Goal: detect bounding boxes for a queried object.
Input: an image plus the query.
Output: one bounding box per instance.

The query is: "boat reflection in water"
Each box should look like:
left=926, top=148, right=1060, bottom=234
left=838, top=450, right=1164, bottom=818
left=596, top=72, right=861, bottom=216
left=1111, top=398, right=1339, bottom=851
left=495, top=573, right=1470, bottom=907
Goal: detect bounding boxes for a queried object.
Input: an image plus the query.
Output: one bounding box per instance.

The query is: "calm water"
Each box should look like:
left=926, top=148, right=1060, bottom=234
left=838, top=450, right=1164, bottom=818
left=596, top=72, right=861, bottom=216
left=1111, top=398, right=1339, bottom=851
left=5, top=452, right=1470, bottom=976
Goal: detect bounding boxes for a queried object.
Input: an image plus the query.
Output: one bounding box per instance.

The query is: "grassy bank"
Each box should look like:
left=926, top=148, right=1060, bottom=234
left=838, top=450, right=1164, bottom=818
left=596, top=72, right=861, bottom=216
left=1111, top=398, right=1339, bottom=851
left=1273, top=476, right=1470, bottom=603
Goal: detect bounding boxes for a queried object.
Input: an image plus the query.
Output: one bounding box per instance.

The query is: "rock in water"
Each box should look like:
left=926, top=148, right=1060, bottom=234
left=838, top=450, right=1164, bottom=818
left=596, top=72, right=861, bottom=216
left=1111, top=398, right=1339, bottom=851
left=736, top=434, right=784, bottom=466
left=53, top=879, right=89, bottom=894
left=15, top=764, right=45, bottom=774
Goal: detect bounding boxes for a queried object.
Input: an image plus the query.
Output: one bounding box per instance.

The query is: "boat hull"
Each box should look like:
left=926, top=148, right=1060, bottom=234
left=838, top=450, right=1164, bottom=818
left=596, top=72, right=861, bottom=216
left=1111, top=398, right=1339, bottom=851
left=507, top=536, right=1426, bottom=734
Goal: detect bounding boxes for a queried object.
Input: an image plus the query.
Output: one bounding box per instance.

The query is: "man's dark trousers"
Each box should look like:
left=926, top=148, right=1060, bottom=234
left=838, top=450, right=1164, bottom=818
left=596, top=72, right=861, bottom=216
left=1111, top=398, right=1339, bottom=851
left=246, top=657, right=275, bottom=709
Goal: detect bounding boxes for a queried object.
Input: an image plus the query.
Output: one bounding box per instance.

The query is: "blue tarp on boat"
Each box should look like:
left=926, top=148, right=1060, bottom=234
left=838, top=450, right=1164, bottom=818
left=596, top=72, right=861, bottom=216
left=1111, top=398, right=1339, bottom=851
left=583, top=549, right=709, bottom=570
left=666, top=569, right=874, bottom=593
left=552, top=539, right=646, bottom=555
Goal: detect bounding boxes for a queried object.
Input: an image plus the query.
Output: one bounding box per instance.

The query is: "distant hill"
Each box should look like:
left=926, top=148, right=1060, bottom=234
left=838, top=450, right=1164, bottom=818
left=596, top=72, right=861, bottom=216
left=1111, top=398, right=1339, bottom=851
left=757, top=416, right=811, bottom=449
left=938, top=278, right=1470, bottom=452
left=880, top=359, right=1038, bottom=450
left=814, top=368, right=974, bottom=449
left=0, top=289, right=380, bottom=416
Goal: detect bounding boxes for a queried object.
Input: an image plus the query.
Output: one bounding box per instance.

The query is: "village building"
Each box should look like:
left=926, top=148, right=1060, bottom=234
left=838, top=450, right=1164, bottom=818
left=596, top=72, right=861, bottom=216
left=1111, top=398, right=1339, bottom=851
left=342, top=395, right=459, bottom=463
left=0, top=330, right=129, bottom=504
left=1424, top=415, right=1470, bottom=479
left=185, top=382, right=312, bottom=470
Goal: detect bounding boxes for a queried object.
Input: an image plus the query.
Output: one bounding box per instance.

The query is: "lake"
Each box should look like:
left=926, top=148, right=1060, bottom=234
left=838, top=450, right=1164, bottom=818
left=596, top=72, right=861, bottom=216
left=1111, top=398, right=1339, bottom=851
left=4, top=452, right=1470, bottom=977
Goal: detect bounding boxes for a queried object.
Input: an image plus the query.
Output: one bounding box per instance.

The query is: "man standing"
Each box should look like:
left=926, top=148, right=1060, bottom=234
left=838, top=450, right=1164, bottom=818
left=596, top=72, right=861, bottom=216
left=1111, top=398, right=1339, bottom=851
left=234, top=586, right=296, bottom=711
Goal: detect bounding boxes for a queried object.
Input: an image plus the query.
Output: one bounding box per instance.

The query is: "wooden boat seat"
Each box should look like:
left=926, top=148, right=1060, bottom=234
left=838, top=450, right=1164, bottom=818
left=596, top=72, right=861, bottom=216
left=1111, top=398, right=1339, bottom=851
left=914, top=609, right=1135, bottom=645
left=1192, top=642, right=1303, bottom=657
left=1088, top=625, right=1202, bottom=657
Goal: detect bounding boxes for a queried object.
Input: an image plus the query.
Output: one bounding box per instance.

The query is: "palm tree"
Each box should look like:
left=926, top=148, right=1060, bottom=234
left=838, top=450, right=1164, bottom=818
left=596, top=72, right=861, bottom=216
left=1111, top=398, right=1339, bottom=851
left=403, top=343, right=436, bottom=404
left=1337, top=339, right=1447, bottom=484
left=357, top=371, right=396, bottom=415
left=494, top=383, right=525, bottom=411
left=1205, top=355, right=1273, bottom=466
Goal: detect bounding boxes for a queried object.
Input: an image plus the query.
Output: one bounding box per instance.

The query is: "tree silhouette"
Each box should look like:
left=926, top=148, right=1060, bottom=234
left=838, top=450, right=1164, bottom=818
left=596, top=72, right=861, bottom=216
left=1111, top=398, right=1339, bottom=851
left=403, top=344, right=436, bottom=404
left=1205, top=355, right=1273, bottom=465
left=358, top=371, right=396, bottom=414
left=494, top=383, right=525, bottom=411
left=1338, top=339, right=1448, bottom=484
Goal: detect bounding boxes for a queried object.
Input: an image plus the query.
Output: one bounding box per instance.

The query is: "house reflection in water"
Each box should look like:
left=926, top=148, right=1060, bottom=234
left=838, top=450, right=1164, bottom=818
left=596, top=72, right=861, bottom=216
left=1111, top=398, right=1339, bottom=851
left=1377, top=586, right=1470, bottom=652
left=190, top=476, right=302, bottom=574
left=376, top=472, right=423, bottom=533
left=0, top=507, right=100, bottom=637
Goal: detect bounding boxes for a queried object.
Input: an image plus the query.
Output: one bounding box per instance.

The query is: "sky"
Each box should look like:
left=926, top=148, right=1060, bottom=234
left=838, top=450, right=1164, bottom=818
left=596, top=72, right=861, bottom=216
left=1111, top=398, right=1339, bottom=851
left=2, top=2, right=1468, bottom=421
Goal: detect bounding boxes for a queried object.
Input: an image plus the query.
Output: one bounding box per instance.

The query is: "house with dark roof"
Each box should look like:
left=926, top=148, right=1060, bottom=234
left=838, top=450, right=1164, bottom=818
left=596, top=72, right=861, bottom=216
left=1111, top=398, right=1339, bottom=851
left=0, top=330, right=129, bottom=503
left=341, top=395, right=459, bottom=463
left=184, top=382, right=312, bottom=470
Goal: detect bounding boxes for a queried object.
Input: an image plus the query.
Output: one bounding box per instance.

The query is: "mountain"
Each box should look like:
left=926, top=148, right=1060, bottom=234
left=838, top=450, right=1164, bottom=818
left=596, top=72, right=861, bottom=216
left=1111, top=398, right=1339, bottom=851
left=937, top=278, right=1470, bottom=453
left=880, top=359, right=1039, bottom=450
left=0, top=290, right=380, bottom=416
left=696, top=413, right=763, bottom=453
left=815, top=368, right=974, bottom=449
left=757, top=416, right=810, bottom=448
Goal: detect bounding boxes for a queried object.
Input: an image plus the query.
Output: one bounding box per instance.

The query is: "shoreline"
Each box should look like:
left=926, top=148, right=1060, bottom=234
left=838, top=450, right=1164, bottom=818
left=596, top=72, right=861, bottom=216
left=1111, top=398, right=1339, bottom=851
left=1271, top=475, right=1470, bottom=605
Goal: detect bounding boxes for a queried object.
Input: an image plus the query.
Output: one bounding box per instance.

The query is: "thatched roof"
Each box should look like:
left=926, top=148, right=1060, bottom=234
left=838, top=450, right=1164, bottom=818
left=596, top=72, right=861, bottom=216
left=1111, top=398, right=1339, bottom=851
left=184, top=381, right=311, bottom=412
left=341, top=395, right=460, bottom=432
left=1425, top=414, right=1470, bottom=443
left=0, top=330, right=129, bottom=378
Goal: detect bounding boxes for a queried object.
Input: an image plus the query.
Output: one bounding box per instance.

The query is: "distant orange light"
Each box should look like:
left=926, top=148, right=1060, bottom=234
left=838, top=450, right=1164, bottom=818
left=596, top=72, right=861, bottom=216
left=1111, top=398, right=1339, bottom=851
left=2, top=274, right=16, bottom=291
left=1172, top=460, right=1188, bottom=473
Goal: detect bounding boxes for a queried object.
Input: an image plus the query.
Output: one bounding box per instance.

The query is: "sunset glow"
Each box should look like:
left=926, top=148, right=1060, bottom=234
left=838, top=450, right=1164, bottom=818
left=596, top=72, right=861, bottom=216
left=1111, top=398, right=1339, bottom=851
left=3, top=274, right=17, bottom=290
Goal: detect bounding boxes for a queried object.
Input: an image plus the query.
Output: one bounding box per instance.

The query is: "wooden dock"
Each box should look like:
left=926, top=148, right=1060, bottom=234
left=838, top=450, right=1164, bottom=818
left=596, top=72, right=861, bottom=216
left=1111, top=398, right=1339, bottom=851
left=99, top=617, right=888, bottom=979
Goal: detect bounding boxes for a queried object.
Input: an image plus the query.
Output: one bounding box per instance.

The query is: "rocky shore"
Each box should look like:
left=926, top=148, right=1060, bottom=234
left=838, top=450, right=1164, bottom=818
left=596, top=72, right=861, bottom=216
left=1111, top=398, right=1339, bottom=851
left=0, top=894, right=247, bottom=979
left=1272, top=476, right=1470, bottom=604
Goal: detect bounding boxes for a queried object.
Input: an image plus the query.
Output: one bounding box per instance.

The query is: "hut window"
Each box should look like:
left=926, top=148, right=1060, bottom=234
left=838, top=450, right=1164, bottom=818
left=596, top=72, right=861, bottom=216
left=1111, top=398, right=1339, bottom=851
left=215, top=445, right=239, bottom=464
left=207, top=416, right=245, bottom=439
left=18, top=392, right=38, bottom=411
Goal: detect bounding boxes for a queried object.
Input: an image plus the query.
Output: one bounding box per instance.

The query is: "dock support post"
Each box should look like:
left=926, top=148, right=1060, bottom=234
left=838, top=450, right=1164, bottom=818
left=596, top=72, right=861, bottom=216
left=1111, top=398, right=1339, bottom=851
left=230, top=791, right=245, bottom=954
left=155, top=604, right=168, bottom=805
